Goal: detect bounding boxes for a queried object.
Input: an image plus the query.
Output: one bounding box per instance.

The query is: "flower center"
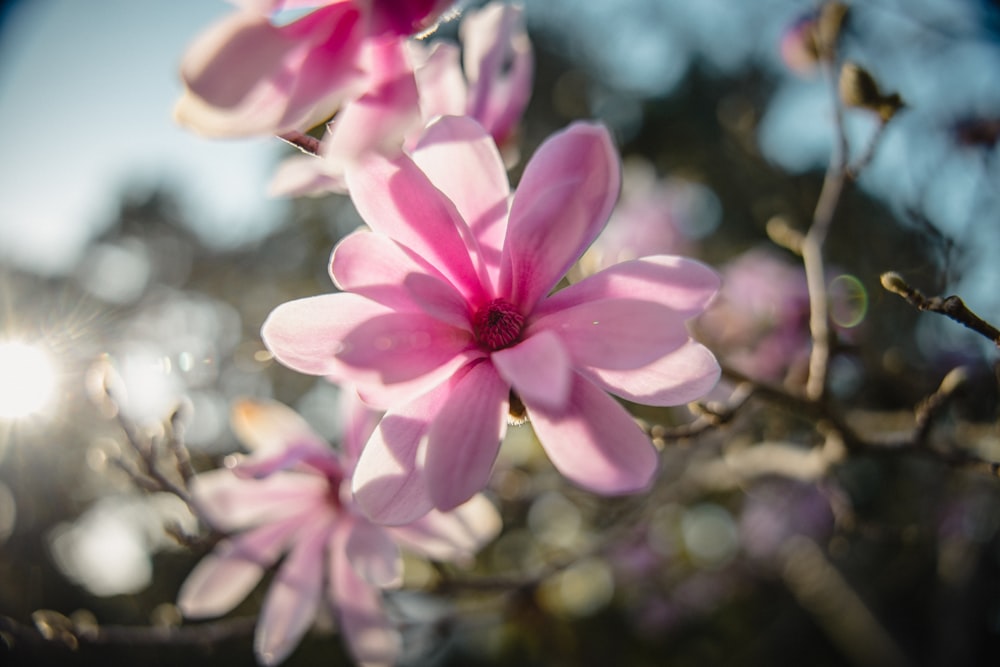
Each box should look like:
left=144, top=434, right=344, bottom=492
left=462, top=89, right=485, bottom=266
left=473, top=298, right=524, bottom=351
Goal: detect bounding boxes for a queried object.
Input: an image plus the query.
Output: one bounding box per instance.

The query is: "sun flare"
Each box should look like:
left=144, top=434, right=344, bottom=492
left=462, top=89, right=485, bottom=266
left=0, top=341, right=58, bottom=420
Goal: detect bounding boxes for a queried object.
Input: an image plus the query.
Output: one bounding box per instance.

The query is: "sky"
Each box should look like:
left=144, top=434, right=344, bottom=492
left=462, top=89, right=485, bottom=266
left=0, top=0, right=287, bottom=276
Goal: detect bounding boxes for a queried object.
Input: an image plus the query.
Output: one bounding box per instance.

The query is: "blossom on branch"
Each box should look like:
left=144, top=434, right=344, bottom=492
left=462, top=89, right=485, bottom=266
left=262, top=116, right=721, bottom=523
left=176, top=396, right=501, bottom=666
left=175, top=0, right=456, bottom=137
left=270, top=2, right=533, bottom=196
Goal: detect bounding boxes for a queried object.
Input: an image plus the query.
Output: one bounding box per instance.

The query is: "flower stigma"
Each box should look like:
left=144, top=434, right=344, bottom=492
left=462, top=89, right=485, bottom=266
left=473, top=298, right=524, bottom=350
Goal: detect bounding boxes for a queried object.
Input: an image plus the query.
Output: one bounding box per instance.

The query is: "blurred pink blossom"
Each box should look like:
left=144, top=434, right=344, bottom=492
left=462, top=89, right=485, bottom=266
left=697, top=247, right=811, bottom=382
left=576, top=158, right=718, bottom=278
left=176, top=396, right=500, bottom=666
left=697, top=247, right=860, bottom=384
left=270, top=2, right=533, bottom=196
left=175, top=0, right=456, bottom=137
left=779, top=10, right=822, bottom=76
left=262, top=116, right=721, bottom=523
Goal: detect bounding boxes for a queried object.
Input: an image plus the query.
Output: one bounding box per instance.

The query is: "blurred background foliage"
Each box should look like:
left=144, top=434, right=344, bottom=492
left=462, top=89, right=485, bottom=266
left=3, top=0, right=1000, bottom=665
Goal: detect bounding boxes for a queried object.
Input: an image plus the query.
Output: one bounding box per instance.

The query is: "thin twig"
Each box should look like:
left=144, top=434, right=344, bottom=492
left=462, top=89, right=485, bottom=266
left=649, top=383, right=754, bottom=442
left=847, top=119, right=888, bottom=178
left=881, top=271, right=1000, bottom=346
left=802, top=54, right=850, bottom=401
left=913, top=366, right=968, bottom=444
left=0, top=614, right=256, bottom=650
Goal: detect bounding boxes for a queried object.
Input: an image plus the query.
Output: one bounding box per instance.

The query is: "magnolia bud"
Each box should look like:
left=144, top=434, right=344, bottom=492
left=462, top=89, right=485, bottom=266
left=839, top=63, right=904, bottom=122
left=816, top=1, right=849, bottom=55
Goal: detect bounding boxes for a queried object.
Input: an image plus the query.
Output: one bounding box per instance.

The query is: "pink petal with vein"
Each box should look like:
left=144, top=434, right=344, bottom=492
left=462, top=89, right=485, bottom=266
left=262, top=293, right=388, bottom=378
left=528, top=298, right=691, bottom=371
left=535, top=255, right=721, bottom=318
left=352, top=380, right=456, bottom=524
left=491, top=330, right=571, bottom=411
left=580, top=339, right=721, bottom=406
left=262, top=293, right=472, bottom=389
left=413, top=116, right=510, bottom=291
left=500, top=123, right=621, bottom=310
left=333, top=311, right=471, bottom=383
left=345, top=152, right=488, bottom=302
left=331, top=230, right=470, bottom=328
left=425, top=361, right=508, bottom=511
left=354, top=348, right=482, bottom=410
left=527, top=374, right=658, bottom=495
left=255, top=521, right=334, bottom=666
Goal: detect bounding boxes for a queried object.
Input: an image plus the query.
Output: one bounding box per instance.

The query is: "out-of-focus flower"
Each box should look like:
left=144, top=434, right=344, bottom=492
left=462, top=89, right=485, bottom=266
left=177, top=397, right=500, bottom=666
left=696, top=247, right=812, bottom=383
left=270, top=2, right=533, bottom=196
left=262, top=116, right=721, bottom=523
left=575, top=158, right=718, bottom=278
left=779, top=2, right=849, bottom=77
left=175, top=0, right=456, bottom=137
left=696, top=247, right=861, bottom=384
left=738, top=480, right=835, bottom=560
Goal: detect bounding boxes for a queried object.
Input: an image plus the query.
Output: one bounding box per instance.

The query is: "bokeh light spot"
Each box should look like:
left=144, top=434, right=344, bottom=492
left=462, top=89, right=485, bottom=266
left=829, top=274, right=868, bottom=328
left=682, top=503, right=739, bottom=569
left=0, top=341, right=58, bottom=419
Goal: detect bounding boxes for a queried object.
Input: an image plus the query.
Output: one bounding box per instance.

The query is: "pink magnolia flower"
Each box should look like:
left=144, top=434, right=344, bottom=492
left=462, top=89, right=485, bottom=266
left=261, top=115, right=721, bottom=523
left=270, top=2, right=533, bottom=196
left=176, top=396, right=501, bottom=666
left=175, top=0, right=455, bottom=137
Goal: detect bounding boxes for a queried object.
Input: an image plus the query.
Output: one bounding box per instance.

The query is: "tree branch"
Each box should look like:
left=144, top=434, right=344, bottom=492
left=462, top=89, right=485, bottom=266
left=881, top=271, right=1000, bottom=346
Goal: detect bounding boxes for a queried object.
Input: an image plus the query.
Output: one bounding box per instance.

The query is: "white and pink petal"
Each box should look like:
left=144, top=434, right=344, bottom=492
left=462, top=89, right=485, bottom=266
left=345, top=151, right=489, bottom=302
left=387, top=493, right=502, bottom=563
left=412, top=116, right=511, bottom=290
left=330, top=230, right=471, bottom=328
left=534, top=256, right=721, bottom=319
left=500, top=122, right=621, bottom=311
left=190, top=469, right=328, bottom=532
left=528, top=298, right=691, bottom=371
left=579, top=339, right=721, bottom=407
left=344, top=519, right=403, bottom=588
left=526, top=373, right=659, bottom=496
left=424, top=360, right=509, bottom=511
left=352, top=379, right=456, bottom=524
left=462, top=2, right=533, bottom=144
left=328, top=523, right=401, bottom=667
left=254, top=520, right=335, bottom=666
left=491, top=330, right=571, bottom=411
left=176, top=4, right=367, bottom=137
left=177, top=513, right=311, bottom=619
left=262, top=292, right=472, bottom=391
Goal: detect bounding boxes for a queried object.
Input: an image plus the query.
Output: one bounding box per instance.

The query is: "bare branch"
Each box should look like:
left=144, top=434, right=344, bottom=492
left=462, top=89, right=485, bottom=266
left=881, top=271, right=1000, bottom=346
left=0, top=613, right=256, bottom=651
